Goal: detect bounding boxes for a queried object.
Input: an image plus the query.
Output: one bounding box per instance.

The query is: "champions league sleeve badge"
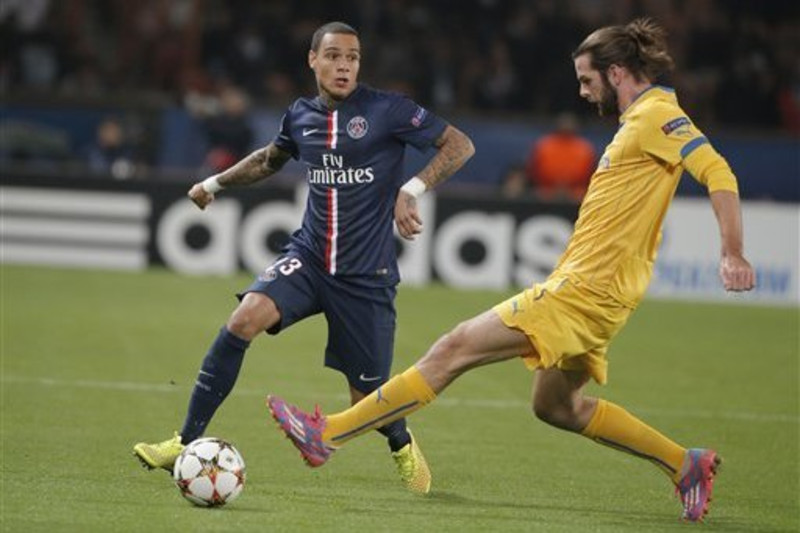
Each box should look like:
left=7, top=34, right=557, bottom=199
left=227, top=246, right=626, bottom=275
left=411, top=106, right=427, bottom=127
left=346, top=116, right=369, bottom=139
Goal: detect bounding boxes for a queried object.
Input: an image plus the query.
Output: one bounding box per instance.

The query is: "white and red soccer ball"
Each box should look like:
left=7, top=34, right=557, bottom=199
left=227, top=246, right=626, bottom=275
left=173, top=437, right=246, bottom=507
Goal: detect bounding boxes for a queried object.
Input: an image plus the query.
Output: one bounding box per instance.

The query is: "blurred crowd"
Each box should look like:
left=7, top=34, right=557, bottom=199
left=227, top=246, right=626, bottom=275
left=2, top=0, right=799, bottom=134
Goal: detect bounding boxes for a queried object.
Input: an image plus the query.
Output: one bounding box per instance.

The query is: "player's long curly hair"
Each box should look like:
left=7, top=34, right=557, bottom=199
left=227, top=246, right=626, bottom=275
left=572, top=18, right=674, bottom=82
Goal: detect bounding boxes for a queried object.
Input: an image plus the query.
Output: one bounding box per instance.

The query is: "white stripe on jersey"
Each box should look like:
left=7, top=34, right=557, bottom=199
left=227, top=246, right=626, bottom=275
left=328, top=188, right=338, bottom=275
left=329, top=110, right=338, bottom=149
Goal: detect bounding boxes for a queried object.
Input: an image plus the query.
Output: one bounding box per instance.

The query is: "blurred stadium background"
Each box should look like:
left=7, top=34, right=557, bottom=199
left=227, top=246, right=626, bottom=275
left=1, top=0, right=798, bottom=304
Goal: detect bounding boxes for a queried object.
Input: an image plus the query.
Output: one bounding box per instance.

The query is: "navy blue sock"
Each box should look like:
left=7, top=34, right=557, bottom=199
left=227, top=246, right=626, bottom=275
left=180, top=327, right=250, bottom=444
left=377, top=418, right=412, bottom=452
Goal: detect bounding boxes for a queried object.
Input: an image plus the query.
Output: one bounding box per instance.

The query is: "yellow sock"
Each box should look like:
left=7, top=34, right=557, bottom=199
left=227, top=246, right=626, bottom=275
left=582, top=399, right=687, bottom=482
left=323, top=366, right=436, bottom=446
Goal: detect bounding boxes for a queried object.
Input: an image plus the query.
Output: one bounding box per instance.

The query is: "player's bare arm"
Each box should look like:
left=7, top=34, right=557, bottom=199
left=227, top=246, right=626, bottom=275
left=709, top=189, right=756, bottom=292
left=188, top=143, right=292, bottom=210
left=395, top=125, right=475, bottom=240
left=417, top=125, right=475, bottom=189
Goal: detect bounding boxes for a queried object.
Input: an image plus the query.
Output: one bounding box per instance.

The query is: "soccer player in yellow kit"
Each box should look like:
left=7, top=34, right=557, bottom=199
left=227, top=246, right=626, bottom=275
left=267, top=19, right=756, bottom=522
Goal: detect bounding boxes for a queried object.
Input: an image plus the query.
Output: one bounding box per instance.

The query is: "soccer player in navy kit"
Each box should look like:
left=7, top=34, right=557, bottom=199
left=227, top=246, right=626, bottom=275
left=133, top=21, right=475, bottom=494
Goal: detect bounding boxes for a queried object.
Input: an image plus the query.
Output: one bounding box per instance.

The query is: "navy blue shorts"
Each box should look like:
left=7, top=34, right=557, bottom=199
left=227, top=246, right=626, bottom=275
left=238, top=250, right=397, bottom=394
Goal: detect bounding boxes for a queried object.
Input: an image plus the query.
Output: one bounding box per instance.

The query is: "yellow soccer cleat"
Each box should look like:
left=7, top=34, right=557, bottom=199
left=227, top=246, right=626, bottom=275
left=391, top=429, right=431, bottom=494
left=133, top=432, right=185, bottom=471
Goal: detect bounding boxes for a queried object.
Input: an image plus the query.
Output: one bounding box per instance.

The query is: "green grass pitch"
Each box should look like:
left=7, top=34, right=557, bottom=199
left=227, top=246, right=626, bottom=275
left=1, top=265, right=798, bottom=532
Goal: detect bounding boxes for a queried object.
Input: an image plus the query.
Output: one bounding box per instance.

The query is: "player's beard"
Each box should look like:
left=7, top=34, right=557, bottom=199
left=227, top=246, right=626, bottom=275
left=595, top=75, right=619, bottom=117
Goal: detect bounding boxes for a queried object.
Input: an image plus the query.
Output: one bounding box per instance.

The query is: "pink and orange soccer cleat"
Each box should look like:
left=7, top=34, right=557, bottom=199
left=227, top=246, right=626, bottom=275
left=267, top=395, right=334, bottom=467
left=675, top=448, right=722, bottom=522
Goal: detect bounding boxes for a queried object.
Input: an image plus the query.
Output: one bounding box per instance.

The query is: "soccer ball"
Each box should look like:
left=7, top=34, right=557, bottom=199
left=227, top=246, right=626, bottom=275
left=173, top=437, right=246, bottom=507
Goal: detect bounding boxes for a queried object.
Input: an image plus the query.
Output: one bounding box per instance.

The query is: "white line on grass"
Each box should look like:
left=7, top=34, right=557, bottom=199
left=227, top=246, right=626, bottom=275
left=3, top=374, right=798, bottom=424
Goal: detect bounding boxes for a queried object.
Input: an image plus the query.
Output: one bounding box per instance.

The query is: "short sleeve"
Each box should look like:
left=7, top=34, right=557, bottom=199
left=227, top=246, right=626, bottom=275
left=272, top=110, right=298, bottom=159
left=639, top=102, right=708, bottom=166
left=387, top=95, right=448, bottom=150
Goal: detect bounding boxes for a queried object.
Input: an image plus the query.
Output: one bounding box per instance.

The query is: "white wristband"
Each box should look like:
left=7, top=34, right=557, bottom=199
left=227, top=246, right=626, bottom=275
left=400, top=176, right=427, bottom=198
left=201, top=176, right=224, bottom=194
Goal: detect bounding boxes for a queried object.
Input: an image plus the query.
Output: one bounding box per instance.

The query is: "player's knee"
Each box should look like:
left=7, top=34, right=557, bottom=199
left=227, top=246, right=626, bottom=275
left=419, top=321, right=471, bottom=381
left=532, top=396, right=582, bottom=432
left=226, top=311, right=259, bottom=340
left=226, top=295, right=279, bottom=340
left=438, top=322, right=473, bottom=366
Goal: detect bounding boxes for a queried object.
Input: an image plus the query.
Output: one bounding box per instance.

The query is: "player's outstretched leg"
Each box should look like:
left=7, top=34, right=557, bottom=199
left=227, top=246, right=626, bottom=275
left=391, top=429, right=431, bottom=494
left=133, top=432, right=185, bottom=471
left=674, top=448, right=722, bottom=522
left=267, top=395, right=334, bottom=467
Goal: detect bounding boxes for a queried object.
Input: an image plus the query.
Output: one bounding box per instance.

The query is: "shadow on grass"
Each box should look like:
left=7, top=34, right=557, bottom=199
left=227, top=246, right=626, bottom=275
left=124, top=485, right=785, bottom=533
left=424, top=491, right=783, bottom=532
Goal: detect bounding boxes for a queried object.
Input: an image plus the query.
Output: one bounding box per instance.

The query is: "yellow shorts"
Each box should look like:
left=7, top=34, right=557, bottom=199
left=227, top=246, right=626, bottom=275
left=493, top=276, right=632, bottom=384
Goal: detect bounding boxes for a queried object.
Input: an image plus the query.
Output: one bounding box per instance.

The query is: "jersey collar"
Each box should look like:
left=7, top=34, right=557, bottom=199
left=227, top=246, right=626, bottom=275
left=315, top=83, right=364, bottom=110
left=619, top=84, right=676, bottom=122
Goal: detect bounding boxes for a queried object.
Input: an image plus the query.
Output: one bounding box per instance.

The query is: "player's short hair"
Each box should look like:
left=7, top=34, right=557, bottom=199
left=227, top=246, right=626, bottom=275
left=572, top=18, right=674, bottom=82
left=310, top=21, right=359, bottom=52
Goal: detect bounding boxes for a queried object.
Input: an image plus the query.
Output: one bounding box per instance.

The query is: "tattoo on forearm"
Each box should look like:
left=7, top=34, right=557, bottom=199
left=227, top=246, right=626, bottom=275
left=417, top=127, right=474, bottom=189
left=262, top=144, right=292, bottom=175
left=217, top=145, right=290, bottom=186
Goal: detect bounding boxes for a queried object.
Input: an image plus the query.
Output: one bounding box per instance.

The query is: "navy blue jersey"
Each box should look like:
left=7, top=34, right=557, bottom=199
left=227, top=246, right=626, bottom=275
left=272, top=84, right=448, bottom=287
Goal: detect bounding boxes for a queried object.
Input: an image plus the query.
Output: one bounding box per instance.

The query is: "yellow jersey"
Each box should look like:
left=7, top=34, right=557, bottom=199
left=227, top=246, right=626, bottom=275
left=553, top=86, right=738, bottom=308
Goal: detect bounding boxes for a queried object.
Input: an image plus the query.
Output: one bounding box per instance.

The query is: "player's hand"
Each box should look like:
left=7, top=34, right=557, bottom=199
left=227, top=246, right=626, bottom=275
left=719, top=254, right=755, bottom=292
left=188, top=182, right=215, bottom=210
left=394, top=190, right=423, bottom=240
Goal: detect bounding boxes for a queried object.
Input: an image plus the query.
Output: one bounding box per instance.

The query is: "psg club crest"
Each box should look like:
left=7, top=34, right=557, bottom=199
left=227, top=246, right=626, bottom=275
left=346, top=116, right=369, bottom=139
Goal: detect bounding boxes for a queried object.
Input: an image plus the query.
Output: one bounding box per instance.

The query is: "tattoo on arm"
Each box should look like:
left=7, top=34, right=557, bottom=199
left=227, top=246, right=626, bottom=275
left=416, top=126, right=475, bottom=189
left=216, top=143, right=291, bottom=187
